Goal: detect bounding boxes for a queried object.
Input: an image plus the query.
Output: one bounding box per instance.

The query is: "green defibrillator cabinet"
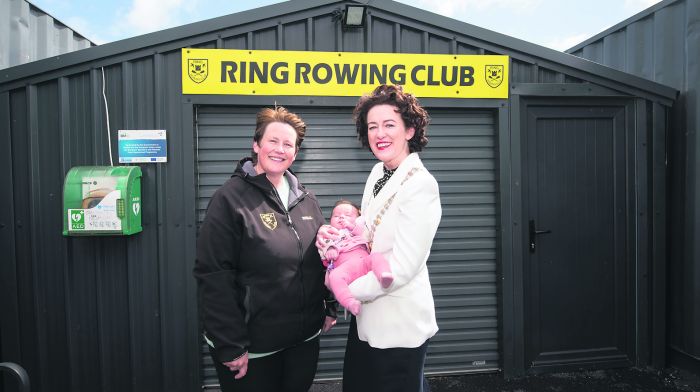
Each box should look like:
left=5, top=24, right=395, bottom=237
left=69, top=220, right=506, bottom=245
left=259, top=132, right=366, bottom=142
left=63, top=166, right=142, bottom=236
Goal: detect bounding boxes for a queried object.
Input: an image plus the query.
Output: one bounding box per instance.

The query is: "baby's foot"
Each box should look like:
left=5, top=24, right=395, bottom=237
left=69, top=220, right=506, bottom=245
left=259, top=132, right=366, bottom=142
left=380, top=272, right=394, bottom=288
left=347, top=300, right=362, bottom=316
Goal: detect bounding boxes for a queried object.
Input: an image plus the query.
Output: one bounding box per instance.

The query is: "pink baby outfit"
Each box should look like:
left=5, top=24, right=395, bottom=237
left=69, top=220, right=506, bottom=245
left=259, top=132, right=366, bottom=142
left=319, top=219, right=391, bottom=315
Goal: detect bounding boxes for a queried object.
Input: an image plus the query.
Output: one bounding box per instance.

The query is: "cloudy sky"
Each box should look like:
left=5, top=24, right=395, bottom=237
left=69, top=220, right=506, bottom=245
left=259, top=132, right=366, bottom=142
left=30, top=0, right=662, bottom=51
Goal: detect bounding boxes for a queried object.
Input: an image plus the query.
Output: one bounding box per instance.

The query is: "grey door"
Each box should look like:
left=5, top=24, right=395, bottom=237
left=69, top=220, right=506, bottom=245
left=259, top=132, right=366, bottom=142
left=522, top=100, right=635, bottom=372
left=195, top=105, right=500, bottom=384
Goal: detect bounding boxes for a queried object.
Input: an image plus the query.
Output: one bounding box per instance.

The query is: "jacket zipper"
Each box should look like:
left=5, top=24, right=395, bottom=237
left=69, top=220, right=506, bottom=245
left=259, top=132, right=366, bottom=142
left=275, top=190, right=304, bottom=247
left=274, top=190, right=307, bottom=331
left=285, top=191, right=306, bottom=248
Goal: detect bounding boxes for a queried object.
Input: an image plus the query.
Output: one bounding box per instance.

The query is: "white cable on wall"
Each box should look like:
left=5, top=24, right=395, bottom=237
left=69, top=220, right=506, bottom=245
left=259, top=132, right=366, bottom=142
left=101, top=67, right=114, bottom=166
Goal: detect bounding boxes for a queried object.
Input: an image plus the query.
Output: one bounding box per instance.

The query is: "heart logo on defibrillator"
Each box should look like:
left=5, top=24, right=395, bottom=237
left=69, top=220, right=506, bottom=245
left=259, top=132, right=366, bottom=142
left=132, top=202, right=141, bottom=216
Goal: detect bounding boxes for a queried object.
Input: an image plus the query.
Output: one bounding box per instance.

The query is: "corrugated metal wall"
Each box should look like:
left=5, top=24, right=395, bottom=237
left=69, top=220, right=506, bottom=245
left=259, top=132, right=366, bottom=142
left=567, top=0, right=700, bottom=368
left=195, top=105, right=499, bottom=383
left=0, top=0, right=678, bottom=391
left=0, top=0, right=95, bottom=70
left=0, top=50, right=200, bottom=392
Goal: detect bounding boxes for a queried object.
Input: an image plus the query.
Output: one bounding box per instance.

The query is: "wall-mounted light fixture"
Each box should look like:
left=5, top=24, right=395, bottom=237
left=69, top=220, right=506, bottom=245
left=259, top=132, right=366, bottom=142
left=342, top=4, right=367, bottom=28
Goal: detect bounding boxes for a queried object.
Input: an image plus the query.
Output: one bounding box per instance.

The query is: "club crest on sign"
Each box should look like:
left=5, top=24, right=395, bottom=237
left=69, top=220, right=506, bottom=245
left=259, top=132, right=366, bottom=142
left=260, top=213, right=277, bottom=230
left=188, top=59, right=208, bottom=83
left=485, top=65, right=504, bottom=88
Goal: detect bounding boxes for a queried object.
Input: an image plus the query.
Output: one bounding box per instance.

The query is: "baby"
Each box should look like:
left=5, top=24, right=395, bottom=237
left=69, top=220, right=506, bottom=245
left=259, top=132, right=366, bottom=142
left=318, top=200, right=393, bottom=315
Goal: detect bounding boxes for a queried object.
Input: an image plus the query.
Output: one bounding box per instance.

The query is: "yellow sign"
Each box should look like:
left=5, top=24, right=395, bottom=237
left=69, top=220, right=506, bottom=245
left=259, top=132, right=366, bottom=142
left=182, top=48, right=509, bottom=98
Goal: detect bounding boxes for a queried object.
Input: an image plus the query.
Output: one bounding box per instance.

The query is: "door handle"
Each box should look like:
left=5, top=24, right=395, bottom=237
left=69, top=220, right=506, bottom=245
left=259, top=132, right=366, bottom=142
left=529, top=219, right=551, bottom=253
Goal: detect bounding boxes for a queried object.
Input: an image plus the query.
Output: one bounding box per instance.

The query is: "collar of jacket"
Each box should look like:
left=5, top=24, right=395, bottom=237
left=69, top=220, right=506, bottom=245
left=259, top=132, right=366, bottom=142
left=233, top=157, right=307, bottom=206
left=364, top=152, right=424, bottom=215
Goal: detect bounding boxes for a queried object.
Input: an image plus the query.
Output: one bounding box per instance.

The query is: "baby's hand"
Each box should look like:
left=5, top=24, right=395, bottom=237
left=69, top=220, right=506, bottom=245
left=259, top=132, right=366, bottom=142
left=325, top=248, right=339, bottom=261
left=342, top=220, right=356, bottom=231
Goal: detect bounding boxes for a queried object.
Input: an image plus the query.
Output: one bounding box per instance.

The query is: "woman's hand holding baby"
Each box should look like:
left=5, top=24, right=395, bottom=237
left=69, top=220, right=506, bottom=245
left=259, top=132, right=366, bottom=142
left=316, top=224, right=340, bottom=249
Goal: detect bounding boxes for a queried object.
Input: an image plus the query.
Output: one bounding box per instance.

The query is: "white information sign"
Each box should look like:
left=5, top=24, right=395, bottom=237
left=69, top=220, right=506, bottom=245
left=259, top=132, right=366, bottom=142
left=118, top=129, right=167, bottom=163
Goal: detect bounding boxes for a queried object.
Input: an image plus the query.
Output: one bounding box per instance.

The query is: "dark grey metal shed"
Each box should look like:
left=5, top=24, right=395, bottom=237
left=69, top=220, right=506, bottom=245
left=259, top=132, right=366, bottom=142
left=0, top=0, right=679, bottom=391
left=0, top=0, right=96, bottom=70
left=566, top=0, right=700, bottom=375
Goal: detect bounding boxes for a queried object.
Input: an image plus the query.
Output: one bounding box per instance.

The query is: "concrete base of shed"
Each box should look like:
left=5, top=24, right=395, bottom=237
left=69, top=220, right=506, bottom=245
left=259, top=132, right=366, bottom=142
left=309, top=367, right=700, bottom=392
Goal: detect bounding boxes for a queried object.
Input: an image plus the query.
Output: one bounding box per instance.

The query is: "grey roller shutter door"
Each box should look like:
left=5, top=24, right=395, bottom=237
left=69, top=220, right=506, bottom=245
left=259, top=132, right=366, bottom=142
left=196, top=105, right=498, bottom=385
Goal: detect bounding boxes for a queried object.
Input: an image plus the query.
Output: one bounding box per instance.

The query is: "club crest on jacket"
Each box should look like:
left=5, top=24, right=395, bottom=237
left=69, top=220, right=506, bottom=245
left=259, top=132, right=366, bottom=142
left=260, top=212, right=277, bottom=230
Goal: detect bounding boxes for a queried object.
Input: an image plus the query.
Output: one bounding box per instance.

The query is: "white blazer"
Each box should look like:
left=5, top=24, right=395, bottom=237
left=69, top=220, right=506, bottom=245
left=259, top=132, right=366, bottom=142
left=349, top=153, right=442, bottom=348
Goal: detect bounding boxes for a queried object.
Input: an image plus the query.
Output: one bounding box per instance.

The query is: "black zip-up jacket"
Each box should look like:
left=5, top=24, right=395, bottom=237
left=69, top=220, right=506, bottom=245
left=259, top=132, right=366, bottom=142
left=194, top=158, right=336, bottom=363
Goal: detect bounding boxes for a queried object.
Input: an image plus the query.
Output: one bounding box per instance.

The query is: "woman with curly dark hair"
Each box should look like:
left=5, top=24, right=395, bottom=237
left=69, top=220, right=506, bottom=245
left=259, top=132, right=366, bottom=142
left=319, top=84, right=442, bottom=391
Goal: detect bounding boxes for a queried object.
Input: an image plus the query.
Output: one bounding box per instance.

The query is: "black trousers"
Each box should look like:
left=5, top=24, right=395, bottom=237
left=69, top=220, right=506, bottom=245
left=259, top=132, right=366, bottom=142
left=211, top=336, right=320, bottom=392
left=342, top=317, right=429, bottom=392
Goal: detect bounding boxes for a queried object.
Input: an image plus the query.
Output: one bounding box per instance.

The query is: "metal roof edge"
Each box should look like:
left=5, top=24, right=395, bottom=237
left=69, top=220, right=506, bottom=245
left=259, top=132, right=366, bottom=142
left=24, top=0, right=97, bottom=45
left=371, top=0, right=678, bottom=102
left=1, top=0, right=340, bottom=86
left=544, top=51, right=678, bottom=102
left=2, top=0, right=679, bottom=102
left=565, top=0, right=679, bottom=53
